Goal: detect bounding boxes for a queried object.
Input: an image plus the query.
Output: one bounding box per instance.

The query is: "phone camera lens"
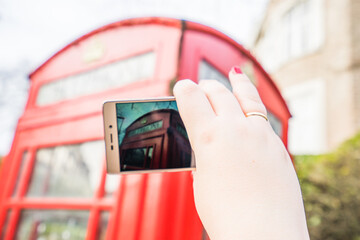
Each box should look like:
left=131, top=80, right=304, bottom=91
left=109, top=125, right=112, bottom=128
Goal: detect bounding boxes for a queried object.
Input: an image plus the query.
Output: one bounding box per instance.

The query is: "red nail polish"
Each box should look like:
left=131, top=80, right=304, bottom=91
left=233, top=66, right=242, bottom=74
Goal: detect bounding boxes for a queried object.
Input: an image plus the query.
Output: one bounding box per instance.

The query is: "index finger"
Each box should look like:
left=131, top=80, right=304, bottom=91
left=173, top=79, right=216, bottom=138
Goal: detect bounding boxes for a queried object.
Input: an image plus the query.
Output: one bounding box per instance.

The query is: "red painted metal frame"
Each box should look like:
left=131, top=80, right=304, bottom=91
left=0, top=17, right=291, bottom=240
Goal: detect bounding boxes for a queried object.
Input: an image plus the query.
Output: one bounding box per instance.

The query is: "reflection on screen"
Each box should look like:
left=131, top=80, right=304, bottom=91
left=116, top=100, right=194, bottom=171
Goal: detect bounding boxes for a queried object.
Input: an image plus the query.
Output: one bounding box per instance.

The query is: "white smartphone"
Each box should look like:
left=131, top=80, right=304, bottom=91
left=103, top=97, right=195, bottom=174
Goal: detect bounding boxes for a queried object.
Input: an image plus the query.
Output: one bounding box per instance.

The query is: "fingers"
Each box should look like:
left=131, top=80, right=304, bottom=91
left=198, top=80, right=244, bottom=117
left=173, top=79, right=216, bottom=137
left=228, top=68, right=267, bottom=116
left=174, top=72, right=268, bottom=139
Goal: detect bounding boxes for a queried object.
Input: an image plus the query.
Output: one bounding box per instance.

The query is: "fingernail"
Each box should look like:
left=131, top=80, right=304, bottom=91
left=232, top=66, right=242, bottom=74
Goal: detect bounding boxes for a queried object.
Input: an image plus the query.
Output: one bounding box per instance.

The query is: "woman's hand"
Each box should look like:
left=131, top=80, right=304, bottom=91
left=173, top=68, right=310, bottom=240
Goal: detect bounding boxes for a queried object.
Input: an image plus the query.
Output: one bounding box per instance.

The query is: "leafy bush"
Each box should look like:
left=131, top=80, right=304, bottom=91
left=295, top=133, right=360, bottom=240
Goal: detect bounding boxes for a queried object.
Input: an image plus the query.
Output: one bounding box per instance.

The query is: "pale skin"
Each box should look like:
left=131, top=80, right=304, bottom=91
left=173, top=68, right=310, bottom=240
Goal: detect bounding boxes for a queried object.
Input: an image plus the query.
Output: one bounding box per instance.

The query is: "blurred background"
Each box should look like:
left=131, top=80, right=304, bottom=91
left=0, top=0, right=267, bottom=156
left=0, top=0, right=359, bottom=239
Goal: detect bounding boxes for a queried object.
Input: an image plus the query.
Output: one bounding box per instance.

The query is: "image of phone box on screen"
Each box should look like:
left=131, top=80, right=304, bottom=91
left=114, top=99, right=195, bottom=173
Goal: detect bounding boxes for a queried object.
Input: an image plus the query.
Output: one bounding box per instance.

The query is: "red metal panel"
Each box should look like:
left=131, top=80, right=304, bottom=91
left=175, top=172, right=203, bottom=240
left=4, top=207, right=20, bottom=240
left=86, top=159, right=108, bottom=240
left=105, top=175, right=124, bottom=240
left=0, top=147, right=28, bottom=207
left=86, top=209, right=101, bottom=240
left=136, top=173, right=164, bottom=240
left=115, top=174, right=146, bottom=239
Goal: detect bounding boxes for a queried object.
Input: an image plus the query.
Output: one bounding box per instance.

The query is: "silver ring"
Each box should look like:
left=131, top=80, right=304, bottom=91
left=245, top=112, right=268, bottom=121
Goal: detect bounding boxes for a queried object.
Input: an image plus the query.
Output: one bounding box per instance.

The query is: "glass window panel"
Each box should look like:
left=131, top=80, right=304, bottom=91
left=104, top=174, right=120, bottom=198
left=27, top=141, right=104, bottom=198
left=36, top=52, right=156, bottom=106
left=97, top=211, right=109, bottom=240
left=268, top=111, right=283, bottom=137
left=147, top=147, right=153, bottom=159
left=15, top=210, right=89, bottom=240
left=0, top=210, right=11, bottom=240
left=123, top=148, right=146, bottom=169
left=12, top=151, right=28, bottom=196
left=198, top=60, right=232, bottom=91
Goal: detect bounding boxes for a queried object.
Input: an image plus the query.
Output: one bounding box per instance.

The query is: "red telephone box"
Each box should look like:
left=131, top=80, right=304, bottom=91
left=0, top=17, right=291, bottom=240
left=120, top=109, right=192, bottom=171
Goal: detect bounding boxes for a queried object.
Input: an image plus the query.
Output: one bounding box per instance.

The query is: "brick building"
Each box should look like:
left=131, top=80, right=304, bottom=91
left=252, top=0, right=360, bottom=154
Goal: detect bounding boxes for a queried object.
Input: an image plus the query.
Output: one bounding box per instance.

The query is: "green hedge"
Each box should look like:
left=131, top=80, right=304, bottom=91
left=295, top=133, right=360, bottom=240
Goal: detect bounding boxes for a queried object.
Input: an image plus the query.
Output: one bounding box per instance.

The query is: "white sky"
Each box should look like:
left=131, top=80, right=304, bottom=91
left=0, top=0, right=269, bottom=155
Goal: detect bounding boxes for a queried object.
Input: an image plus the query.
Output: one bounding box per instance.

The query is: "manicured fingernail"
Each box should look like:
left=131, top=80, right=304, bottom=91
left=232, top=66, right=242, bottom=74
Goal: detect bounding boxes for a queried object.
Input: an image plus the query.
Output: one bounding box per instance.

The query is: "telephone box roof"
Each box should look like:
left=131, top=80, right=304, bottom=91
left=29, top=17, right=290, bottom=117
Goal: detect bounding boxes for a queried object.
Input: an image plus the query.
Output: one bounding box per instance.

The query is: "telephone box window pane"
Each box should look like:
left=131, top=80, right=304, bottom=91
left=12, top=151, right=28, bottom=196
left=36, top=52, right=156, bottom=106
left=147, top=147, right=153, bottom=159
left=0, top=210, right=11, bottom=240
left=15, top=210, right=89, bottom=240
left=27, top=141, right=104, bottom=197
left=145, top=146, right=154, bottom=168
left=123, top=148, right=147, bottom=168
left=268, top=111, right=283, bottom=137
left=104, top=174, right=120, bottom=198
left=97, top=211, right=110, bottom=240
left=198, top=60, right=232, bottom=91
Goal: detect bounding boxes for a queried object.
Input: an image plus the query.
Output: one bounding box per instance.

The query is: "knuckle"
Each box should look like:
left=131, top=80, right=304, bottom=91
left=235, top=92, right=267, bottom=115
left=196, top=123, right=216, bottom=145
left=242, top=98, right=261, bottom=108
left=173, top=79, right=198, bottom=97
left=247, top=99, right=267, bottom=113
left=198, top=129, right=215, bottom=145
left=244, top=91, right=263, bottom=104
left=200, top=80, right=229, bottom=94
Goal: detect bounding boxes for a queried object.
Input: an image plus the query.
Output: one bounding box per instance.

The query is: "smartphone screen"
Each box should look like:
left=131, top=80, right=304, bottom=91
left=103, top=98, right=195, bottom=174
